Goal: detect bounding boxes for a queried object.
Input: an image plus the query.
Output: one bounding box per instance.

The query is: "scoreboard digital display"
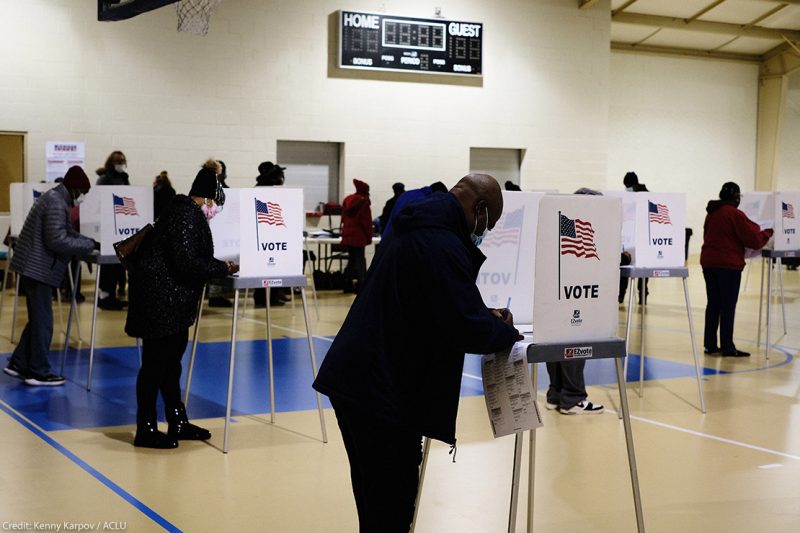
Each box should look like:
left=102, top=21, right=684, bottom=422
left=339, top=10, right=483, bottom=76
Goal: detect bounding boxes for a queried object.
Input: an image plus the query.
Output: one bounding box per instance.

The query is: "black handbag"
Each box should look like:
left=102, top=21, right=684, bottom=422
left=113, top=223, right=154, bottom=267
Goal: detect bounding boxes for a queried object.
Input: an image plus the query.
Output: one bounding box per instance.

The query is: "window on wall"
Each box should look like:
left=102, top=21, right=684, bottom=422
left=0, top=132, right=25, bottom=212
left=277, top=141, right=342, bottom=212
left=469, top=147, right=523, bottom=187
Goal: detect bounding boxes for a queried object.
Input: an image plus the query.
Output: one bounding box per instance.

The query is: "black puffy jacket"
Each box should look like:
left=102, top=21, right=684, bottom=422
left=125, top=195, right=228, bottom=339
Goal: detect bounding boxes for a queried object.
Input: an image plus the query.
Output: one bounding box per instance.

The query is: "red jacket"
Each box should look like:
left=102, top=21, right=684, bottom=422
left=341, top=192, right=373, bottom=247
left=700, top=200, right=772, bottom=271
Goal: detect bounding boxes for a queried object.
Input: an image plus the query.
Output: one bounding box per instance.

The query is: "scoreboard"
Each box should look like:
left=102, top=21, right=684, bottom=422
left=339, top=10, right=483, bottom=77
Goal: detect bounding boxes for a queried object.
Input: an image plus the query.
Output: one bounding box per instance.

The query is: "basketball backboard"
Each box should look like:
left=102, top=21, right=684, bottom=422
left=97, top=0, right=177, bottom=21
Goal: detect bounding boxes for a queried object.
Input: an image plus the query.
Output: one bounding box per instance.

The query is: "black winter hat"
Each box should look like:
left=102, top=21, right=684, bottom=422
left=256, top=161, right=286, bottom=186
left=189, top=167, right=226, bottom=206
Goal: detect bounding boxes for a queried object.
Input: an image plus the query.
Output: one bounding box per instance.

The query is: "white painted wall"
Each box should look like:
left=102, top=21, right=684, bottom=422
left=777, top=72, right=800, bottom=192
left=608, top=52, right=759, bottom=254
left=0, top=0, right=611, bottom=210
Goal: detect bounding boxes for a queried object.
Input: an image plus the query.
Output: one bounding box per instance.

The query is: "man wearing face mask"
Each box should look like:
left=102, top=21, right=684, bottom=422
left=701, top=181, right=772, bottom=357
left=97, top=150, right=131, bottom=310
left=125, top=161, right=237, bottom=448
left=4, top=166, right=98, bottom=386
left=313, top=173, right=521, bottom=532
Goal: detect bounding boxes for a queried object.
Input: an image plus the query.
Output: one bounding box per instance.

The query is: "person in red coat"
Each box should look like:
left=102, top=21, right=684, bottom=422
left=341, top=178, right=373, bottom=293
left=700, top=182, right=773, bottom=357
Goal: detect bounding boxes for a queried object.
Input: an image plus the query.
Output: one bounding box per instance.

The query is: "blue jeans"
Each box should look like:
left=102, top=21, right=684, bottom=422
left=11, top=276, right=55, bottom=377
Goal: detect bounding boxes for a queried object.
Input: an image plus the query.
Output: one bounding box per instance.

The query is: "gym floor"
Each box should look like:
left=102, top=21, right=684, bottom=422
left=1, top=258, right=799, bottom=532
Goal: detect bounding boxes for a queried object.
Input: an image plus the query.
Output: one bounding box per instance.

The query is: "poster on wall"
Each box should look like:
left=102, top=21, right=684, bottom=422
left=46, top=142, right=85, bottom=182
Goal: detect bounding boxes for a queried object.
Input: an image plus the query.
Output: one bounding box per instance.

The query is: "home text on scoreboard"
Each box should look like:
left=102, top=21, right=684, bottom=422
left=339, top=10, right=483, bottom=77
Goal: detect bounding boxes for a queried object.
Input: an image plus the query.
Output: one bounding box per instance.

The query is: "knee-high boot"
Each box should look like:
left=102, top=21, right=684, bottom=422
left=166, top=404, right=211, bottom=440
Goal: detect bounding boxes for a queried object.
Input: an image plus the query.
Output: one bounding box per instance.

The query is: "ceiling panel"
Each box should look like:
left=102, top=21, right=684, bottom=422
left=622, top=0, right=719, bottom=18
left=717, top=35, right=785, bottom=54
left=639, top=27, right=737, bottom=49
left=760, top=5, right=800, bottom=28
left=610, top=23, right=659, bottom=43
left=699, top=0, right=786, bottom=24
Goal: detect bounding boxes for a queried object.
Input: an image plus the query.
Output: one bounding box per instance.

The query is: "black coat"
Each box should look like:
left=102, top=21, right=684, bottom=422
left=313, top=192, right=519, bottom=444
left=125, top=195, right=228, bottom=340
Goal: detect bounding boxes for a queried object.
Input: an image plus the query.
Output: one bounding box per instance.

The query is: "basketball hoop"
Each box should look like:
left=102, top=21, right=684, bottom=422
left=175, top=0, right=223, bottom=36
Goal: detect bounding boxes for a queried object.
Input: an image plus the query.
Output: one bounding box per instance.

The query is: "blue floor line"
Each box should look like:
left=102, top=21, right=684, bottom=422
left=0, top=401, right=181, bottom=533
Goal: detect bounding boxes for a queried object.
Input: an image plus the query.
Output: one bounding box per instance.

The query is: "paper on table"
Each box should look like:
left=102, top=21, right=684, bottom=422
left=481, top=342, right=543, bottom=438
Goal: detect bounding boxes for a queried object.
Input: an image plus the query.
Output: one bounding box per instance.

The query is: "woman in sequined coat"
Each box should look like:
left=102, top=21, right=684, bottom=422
left=125, top=161, right=238, bottom=449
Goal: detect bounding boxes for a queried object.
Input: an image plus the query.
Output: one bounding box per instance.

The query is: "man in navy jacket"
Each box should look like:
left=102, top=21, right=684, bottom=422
left=313, top=173, right=521, bottom=532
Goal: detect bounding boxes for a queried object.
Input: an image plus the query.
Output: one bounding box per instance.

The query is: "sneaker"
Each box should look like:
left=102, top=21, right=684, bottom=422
left=721, top=350, right=750, bottom=357
left=558, top=401, right=604, bottom=415
left=3, top=361, right=27, bottom=379
left=208, top=297, right=233, bottom=308
left=24, top=373, right=66, bottom=386
left=545, top=401, right=558, bottom=410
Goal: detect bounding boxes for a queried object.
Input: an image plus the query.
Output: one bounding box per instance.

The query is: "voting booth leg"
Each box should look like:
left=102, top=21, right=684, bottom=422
left=616, top=357, right=646, bottom=532
left=60, top=264, right=82, bottom=376
left=184, top=285, right=207, bottom=408
left=410, top=436, right=432, bottom=533
left=778, top=258, right=786, bottom=335
left=266, top=289, right=275, bottom=424
left=623, top=278, right=636, bottom=399
left=638, top=287, right=646, bottom=397
left=10, top=273, right=20, bottom=344
left=301, top=287, right=328, bottom=443
left=67, top=263, right=83, bottom=344
left=682, top=278, right=706, bottom=413
left=757, top=257, right=766, bottom=348
left=223, top=289, right=241, bottom=454
left=766, top=258, right=773, bottom=360
left=526, top=363, right=538, bottom=533
left=508, top=431, right=525, bottom=533
left=508, top=363, right=538, bottom=533
left=87, top=265, right=102, bottom=391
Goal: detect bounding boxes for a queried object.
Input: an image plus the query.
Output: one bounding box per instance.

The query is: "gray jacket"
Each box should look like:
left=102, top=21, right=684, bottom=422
left=10, top=184, right=95, bottom=287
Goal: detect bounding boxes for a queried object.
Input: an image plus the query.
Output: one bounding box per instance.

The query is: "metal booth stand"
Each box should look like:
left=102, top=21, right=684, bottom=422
left=757, top=249, right=797, bottom=359
left=412, top=339, right=645, bottom=533
left=620, top=266, right=706, bottom=413
left=184, top=274, right=327, bottom=454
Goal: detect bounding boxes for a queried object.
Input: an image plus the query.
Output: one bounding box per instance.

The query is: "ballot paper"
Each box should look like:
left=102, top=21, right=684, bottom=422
left=481, top=342, right=543, bottom=438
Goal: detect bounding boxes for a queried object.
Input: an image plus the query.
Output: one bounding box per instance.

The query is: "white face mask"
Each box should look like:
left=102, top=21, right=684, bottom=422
left=201, top=202, right=220, bottom=221
left=74, top=193, right=87, bottom=205
left=114, top=164, right=127, bottom=173
left=470, top=206, right=489, bottom=247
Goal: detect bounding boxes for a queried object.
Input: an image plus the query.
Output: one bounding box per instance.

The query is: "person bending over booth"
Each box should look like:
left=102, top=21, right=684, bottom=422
left=313, top=173, right=521, bottom=532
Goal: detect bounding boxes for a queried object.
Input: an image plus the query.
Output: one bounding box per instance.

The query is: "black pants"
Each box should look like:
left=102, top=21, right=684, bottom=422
left=136, top=329, right=188, bottom=423
left=11, top=276, right=55, bottom=377
left=331, top=398, right=423, bottom=533
left=99, top=263, right=126, bottom=298
left=702, top=268, right=742, bottom=354
left=546, top=359, right=587, bottom=409
left=343, top=246, right=366, bottom=291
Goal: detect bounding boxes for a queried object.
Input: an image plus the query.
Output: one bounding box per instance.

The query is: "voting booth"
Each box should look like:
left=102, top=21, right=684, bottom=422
left=79, top=186, right=154, bottom=254
left=9, top=182, right=58, bottom=237
left=477, top=191, right=545, bottom=324
left=192, top=187, right=326, bottom=453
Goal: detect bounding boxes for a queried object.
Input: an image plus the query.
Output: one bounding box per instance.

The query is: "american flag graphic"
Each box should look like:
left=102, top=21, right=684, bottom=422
left=113, top=194, right=138, bottom=216
left=648, top=201, right=671, bottom=225
left=33, top=190, right=42, bottom=200
left=783, top=202, right=795, bottom=219
left=482, top=207, right=524, bottom=247
left=255, top=199, right=286, bottom=226
left=560, top=213, right=599, bottom=260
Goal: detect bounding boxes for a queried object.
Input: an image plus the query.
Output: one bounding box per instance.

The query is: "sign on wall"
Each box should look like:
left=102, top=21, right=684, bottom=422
left=339, top=10, right=483, bottom=76
left=238, top=187, right=304, bottom=279
left=46, top=142, right=85, bottom=183
left=477, top=191, right=545, bottom=325
left=80, top=186, right=153, bottom=255
left=532, top=195, right=621, bottom=344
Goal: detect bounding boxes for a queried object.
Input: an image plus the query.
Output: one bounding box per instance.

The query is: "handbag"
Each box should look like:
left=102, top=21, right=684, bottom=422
left=113, top=223, right=154, bottom=267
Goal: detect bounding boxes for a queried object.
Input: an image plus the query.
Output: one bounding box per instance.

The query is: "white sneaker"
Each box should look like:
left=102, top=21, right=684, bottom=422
left=558, top=401, right=604, bottom=415
left=545, top=401, right=558, bottom=410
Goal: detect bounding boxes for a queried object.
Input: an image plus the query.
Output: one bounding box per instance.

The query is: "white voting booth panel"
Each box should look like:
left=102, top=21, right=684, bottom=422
left=773, top=192, right=800, bottom=251
left=79, top=186, right=153, bottom=254
left=632, top=193, right=686, bottom=267
left=209, top=188, right=241, bottom=261
left=477, top=191, right=544, bottom=324
left=10, top=183, right=58, bottom=237
left=532, top=195, right=622, bottom=344
left=604, top=191, right=637, bottom=253
left=226, top=188, right=304, bottom=279
left=739, top=192, right=772, bottom=227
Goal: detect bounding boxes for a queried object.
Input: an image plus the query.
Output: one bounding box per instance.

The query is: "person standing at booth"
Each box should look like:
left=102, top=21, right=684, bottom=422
left=313, top=173, right=521, bottom=532
left=125, top=161, right=238, bottom=449
left=701, top=182, right=773, bottom=357
left=341, top=178, right=373, bottom=294
left=97, top=150, right=131, bottom=310
left=4, top=166, right=97, bottom=386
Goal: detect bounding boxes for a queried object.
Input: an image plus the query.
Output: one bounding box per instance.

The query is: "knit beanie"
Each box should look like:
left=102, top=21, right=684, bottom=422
left=62, top=166, right=91, bottom=193
left=189, top=167, right=225, bottom=206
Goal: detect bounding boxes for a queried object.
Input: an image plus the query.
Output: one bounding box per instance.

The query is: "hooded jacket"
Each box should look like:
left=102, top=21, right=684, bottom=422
left=10, top=184, right=95, bottom=287
left=313, top=192, right=520, bottom=444
left=340, top=179, right=373, bottom=247
left=700, top=200, right=772, bottom=271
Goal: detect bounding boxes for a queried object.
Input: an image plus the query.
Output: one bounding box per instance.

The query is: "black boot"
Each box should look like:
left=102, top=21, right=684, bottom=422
left=166, top=404, right=211, bottom=441
left=134, top=420, right=178, bottom=449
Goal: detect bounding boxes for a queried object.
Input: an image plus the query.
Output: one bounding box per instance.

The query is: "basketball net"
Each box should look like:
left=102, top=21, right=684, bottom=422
left=176, top=0, right=223, bottom=36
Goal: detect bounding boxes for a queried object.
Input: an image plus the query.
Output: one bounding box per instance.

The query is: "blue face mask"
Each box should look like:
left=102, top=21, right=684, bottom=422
left=470, top=206, right=489, bottom=247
